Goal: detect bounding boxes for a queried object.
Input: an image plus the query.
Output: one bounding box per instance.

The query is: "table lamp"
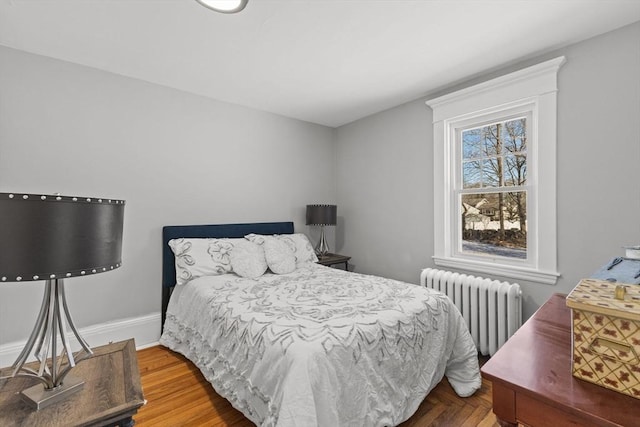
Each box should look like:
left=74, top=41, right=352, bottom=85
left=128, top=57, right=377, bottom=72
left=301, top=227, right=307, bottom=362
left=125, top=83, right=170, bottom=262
left=306, top=204, right=337, bottom=258
left=0, top=192, right=125, bottom=410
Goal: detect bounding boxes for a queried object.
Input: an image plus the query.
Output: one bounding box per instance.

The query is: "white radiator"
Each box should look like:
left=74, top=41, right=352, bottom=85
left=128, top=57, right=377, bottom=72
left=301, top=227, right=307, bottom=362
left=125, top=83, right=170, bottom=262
left=420, top=268, right=522, bottom=356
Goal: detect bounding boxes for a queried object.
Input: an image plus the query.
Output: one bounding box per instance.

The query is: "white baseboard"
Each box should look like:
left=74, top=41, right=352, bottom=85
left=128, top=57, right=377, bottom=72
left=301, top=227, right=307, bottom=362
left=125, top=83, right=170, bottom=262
left=0, top=312, right=162, bottom=368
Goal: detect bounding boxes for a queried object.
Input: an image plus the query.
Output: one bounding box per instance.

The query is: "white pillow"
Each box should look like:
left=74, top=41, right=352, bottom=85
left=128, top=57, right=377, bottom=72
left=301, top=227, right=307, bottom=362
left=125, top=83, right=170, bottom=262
left=246, top=234, right=296, bottom=274
left=168, top=238, right=243, bottom=285
left=230, top=240, right=268, bottom=279
left=277, top=233, right=318, bottom=267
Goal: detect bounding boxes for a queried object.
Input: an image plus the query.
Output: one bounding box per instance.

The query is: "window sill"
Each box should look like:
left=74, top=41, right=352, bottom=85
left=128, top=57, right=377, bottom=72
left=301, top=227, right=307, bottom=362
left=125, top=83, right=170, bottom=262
left=433, top=256, right=559, bottom=285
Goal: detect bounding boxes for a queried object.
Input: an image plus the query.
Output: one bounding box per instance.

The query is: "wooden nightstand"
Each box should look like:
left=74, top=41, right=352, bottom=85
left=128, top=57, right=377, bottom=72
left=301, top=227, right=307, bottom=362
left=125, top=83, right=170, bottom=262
left=0, top=339, right=144, bottom=427
left=317, top=253, right=351, bottom=270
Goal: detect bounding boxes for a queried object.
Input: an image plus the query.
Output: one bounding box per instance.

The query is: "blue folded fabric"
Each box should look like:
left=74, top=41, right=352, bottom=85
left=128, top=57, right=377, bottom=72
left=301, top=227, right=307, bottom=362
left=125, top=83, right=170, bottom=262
left=591, top=257, right=640, bottom=285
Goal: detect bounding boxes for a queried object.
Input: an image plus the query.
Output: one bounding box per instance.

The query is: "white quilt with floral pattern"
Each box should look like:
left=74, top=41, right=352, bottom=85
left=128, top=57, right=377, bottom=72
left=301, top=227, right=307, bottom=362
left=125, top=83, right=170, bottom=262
left=160, top=264, right=481, bottom=427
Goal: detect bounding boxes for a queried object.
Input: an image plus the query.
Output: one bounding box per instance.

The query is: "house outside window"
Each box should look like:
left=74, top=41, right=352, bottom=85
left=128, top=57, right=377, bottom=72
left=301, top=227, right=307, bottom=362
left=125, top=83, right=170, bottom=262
left=426, top=57, right=564, bottom=285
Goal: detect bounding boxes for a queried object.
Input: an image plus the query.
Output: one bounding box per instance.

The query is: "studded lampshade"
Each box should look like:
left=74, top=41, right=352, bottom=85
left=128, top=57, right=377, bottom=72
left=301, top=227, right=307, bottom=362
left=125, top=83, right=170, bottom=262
left=306, top=204, right=337, bottom=226
left=0, top=193, right=125, bottom=283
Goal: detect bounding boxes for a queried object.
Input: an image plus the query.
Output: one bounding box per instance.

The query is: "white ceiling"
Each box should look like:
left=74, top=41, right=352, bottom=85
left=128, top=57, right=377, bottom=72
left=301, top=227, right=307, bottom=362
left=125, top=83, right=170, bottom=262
left=1, top=1, right=639, bottom=128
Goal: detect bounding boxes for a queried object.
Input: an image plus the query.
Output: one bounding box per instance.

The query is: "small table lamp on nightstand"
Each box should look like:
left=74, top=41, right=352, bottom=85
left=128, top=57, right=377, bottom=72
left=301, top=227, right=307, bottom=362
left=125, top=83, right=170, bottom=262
left=0, top=192, right=124, bottom=410
left=306, top=204, right=337, bottom=258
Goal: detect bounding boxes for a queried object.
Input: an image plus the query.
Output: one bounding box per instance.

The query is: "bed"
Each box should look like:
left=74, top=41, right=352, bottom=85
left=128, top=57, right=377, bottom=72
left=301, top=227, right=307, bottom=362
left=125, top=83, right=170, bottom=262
left=159, top=222, right=481, bottom=426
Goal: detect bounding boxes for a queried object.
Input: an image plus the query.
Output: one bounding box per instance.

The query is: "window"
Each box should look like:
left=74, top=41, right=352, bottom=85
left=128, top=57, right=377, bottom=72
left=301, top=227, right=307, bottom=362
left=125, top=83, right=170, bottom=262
left=426, top=57, right=564, bottom=284
left=456, top=108, right=531, bottom=264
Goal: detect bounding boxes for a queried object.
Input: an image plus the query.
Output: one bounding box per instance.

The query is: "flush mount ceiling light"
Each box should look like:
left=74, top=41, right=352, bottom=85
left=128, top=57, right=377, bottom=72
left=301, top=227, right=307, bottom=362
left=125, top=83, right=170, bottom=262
left=196, top=0, right=248, bottom=13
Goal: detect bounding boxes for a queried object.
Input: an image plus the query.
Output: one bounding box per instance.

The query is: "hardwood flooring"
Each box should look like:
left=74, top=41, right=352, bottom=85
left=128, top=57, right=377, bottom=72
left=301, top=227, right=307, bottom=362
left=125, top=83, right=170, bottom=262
left=134, top=345, right=500, bottom=426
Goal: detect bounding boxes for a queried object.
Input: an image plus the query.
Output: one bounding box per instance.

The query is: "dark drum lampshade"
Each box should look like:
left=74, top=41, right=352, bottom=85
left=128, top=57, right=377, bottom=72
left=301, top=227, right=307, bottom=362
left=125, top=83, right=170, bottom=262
left=0, top=194, right=124, bottom=281
left=306, top=204, right=337, bottom=257
left=306, top=204, right=337, bottom=226
left=0, top=192, right=125, bottom=410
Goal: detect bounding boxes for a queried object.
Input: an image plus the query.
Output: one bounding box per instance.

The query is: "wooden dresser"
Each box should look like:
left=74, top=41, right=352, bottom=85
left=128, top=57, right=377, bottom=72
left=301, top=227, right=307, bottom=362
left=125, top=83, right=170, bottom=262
left=481, top=293, right=640, bottom=427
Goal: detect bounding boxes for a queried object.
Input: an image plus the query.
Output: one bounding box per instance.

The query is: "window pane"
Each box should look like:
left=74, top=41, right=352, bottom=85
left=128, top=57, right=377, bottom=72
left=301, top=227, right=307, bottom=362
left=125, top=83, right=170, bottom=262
left=461, top=192, right=527, bottom=259
left=482, top=158, right=501, bottom=187
left=463, top=160, right=482, bottom=188
left=503, top=118, right=527, bottom=154
left=504, top=154, right=527, bottom=186
left=462, top=128, right=483, bottom=159
left=482, top=124, right=501, bottom=156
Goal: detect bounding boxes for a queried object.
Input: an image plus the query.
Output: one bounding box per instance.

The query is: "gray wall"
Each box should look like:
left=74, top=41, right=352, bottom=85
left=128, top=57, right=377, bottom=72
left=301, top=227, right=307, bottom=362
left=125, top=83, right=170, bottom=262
left=335, top=21, right=640, bottom=319
left=333, top=98, right=433, bottom=284
left=0, top=46, right=335, bottom=344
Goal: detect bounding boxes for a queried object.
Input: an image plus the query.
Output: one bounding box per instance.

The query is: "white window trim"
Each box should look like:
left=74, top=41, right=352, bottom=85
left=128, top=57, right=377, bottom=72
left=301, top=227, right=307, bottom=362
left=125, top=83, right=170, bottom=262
left=426, top=57, right=565, bottom=285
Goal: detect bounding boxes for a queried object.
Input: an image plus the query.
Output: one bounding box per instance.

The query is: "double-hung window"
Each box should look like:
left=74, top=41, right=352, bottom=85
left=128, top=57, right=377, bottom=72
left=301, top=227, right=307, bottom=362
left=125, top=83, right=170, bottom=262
left=427, top=57, right=564, bottom=284
left=457, top=108, right=531, bottom=263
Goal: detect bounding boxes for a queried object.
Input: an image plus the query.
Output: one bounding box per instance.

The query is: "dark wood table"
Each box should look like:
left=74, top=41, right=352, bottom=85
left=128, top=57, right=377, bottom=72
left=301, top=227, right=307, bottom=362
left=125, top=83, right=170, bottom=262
left=317, top=253, right=351, bottom=270
left=481, top=293, right=639, bottom=427
left=0, top=339, right=144, bottom=427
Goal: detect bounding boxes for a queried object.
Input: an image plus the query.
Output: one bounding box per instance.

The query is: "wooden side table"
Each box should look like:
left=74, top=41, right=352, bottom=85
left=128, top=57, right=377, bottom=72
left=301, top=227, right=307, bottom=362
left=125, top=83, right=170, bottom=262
left=481, top=293, right=639, bottom=427
left=317, top=253, right=351, bottom=270
left=0, top=339, right=144, bottom=427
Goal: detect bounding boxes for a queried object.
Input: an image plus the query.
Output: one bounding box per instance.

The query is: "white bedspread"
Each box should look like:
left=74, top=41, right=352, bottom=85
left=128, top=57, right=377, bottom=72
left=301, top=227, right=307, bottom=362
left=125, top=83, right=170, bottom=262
left=160, top=264, right=481, bottom=427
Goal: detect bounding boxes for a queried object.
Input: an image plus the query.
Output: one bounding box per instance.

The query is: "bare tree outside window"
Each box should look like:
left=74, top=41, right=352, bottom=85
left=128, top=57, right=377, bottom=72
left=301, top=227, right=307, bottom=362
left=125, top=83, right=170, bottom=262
left=460, top=117, right=527, bottom=259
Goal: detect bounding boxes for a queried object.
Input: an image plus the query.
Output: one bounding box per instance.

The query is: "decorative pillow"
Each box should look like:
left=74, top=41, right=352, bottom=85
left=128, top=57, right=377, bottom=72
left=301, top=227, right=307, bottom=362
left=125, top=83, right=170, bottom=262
left=168, top=238, right=243, bottom=285
left=246, top=234, right=296, bottom=274
left=229, top=240, right=268, bottom=279
left=276, top=233, right=318, bottom=267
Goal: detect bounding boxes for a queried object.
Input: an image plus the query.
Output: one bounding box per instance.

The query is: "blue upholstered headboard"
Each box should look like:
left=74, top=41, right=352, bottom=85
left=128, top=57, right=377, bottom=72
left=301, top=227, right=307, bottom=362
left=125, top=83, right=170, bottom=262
left=161, top=221, right=294, bottom=326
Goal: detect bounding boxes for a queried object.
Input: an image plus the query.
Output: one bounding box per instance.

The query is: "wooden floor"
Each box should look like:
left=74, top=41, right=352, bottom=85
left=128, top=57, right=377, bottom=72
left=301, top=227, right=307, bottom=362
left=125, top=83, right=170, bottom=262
left=134, top=345, right=500, bottom=427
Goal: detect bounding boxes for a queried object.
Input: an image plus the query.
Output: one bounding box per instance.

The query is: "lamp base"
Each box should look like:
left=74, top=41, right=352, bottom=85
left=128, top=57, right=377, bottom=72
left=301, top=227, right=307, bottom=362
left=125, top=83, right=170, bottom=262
left=10, top=279, right=93, bottom=410
left=315, top=225, right=331, bottom=257
left=21, top=375, right=84, bottom=410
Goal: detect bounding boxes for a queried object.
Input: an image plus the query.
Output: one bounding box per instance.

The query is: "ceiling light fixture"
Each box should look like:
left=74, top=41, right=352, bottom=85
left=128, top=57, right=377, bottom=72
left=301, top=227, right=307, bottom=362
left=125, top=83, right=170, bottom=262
left=195, top=0, right=248, bottom=13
